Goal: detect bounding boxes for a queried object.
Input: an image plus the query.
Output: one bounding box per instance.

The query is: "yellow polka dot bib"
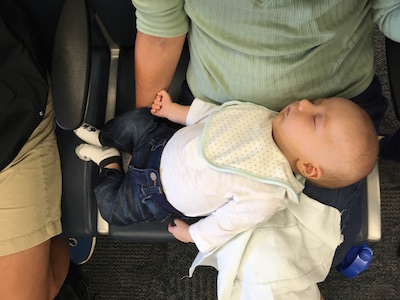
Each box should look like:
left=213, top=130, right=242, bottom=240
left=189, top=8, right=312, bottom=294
left=200, top=101, right=304, bottom=203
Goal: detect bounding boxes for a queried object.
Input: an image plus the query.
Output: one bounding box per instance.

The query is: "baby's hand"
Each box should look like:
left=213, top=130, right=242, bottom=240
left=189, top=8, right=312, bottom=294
left=168, top=219, right=194, bottom=244
left=151, top=90, right=173, bottom=119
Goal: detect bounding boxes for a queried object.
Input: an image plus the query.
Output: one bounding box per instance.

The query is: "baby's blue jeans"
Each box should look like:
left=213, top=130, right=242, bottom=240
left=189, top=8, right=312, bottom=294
left=94, top=109, right=183, bottom=225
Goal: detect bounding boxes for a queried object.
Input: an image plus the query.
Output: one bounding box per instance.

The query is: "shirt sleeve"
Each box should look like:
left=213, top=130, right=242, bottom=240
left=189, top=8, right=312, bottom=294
left=132, top=0, right=189, bottom=38
left=189, top=189, right=288, bottom=253
left=372, top=0, right=400, bottom=42
left=186, top=98, right=220, bottom=126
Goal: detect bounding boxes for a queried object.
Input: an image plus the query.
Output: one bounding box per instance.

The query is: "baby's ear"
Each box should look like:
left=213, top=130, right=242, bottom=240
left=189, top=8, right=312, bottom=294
left=296, top=160, right=322, bottom=180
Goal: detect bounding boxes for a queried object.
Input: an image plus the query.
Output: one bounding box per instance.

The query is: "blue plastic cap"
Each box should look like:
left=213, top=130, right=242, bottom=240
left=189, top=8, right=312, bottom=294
left=336, top=243, right=373, bottom=278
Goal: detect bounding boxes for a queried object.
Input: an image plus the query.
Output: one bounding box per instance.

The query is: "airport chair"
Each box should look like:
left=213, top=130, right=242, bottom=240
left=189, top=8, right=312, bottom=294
left=52, top=0, right=192, bottom=240
left=22, top=0, right=398, bottom=267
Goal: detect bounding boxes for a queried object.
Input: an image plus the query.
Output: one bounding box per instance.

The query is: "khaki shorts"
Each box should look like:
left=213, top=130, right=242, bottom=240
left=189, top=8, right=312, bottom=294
left=0, top=90, right=62, bottom=256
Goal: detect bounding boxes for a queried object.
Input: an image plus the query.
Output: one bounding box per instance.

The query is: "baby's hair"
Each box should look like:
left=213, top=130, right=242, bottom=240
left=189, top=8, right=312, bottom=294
left=311, top=102, right=378, bottom=188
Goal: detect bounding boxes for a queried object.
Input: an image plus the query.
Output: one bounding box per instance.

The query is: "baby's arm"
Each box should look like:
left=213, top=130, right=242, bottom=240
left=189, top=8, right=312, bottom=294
left=190, top=193, right=287, bottom=253
left=168, top=193, right=286, bottom=251
left=151, top=90, right=190, bottom=125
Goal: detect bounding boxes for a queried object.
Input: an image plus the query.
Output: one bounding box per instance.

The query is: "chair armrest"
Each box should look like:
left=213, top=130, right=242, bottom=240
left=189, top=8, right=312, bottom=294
left=52, top=0, right=110, bottom=237
left=109, top=218, right=200, bottom=242
left=51, top=0, right=91, bottom=130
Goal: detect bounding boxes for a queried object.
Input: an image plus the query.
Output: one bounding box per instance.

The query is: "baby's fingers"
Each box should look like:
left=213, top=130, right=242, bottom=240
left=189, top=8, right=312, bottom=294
left=157, top=90, right=168, bottom=98
left=151, top=103, right=161, bottom=115
left=153, top=96, right=162, bottom=105
left=152, top=102, right=161, bottom=110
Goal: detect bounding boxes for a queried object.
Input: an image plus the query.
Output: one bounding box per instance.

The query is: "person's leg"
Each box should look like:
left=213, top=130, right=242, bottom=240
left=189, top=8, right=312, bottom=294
left=379, top=128, right=400, bottom=162
left=73, top=124, right=102, bottom=147
left=350, top=75, right=388, bottom=132
left=74, top=108, right=172, bottom=153
left=75, top=109, right=165, bottom=152
left=0, top=93, right=70, bottom=298
left=0, top=238, right=70, bottom=299
left=94, top=167, right=157, bottom=225
left=100, top=108, right=177, bottom=156
left=75, top=141, right=156, bottom=225
left=75, top=143, right=121, bottom=169
left=304, top=180, right=365, bottom=266
left=75, top=109, right=178, bottom=168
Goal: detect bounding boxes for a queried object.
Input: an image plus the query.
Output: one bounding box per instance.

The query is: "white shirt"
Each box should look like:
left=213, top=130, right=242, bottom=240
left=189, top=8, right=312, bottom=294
left=160, top=99, right=302, bottom=253
left=189, top=193, right=343, bottom=300
left=161, top=99, right=343, bottom=299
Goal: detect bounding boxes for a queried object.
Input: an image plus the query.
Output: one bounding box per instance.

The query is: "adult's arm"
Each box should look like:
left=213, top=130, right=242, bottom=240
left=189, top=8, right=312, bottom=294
left=372, top=0, right=400, bottom=42
left=134, top=31, right=186, bottom=108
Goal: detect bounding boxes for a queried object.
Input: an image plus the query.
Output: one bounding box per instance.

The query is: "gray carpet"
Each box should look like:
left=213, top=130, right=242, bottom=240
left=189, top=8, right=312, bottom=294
left=79, top=29, right=400, bottom=300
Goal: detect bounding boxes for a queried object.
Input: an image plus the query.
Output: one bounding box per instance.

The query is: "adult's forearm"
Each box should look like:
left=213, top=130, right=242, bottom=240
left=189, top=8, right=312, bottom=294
left=134, top=31, right=186, bottom=108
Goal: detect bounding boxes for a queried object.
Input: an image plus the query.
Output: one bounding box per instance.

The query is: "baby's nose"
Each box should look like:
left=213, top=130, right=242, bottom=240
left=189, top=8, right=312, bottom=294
left=298, top=99, right=312, bottom=111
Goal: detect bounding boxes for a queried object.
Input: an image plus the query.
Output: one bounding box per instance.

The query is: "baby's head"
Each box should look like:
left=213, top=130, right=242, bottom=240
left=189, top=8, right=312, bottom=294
left=272, top=97, right=378, bottom=188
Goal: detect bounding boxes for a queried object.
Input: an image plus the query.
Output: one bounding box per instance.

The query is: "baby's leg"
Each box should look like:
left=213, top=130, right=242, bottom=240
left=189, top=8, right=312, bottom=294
left=74, top=124, right=102, bottom=146
left=75, top=109, right=176, bottom=156
left=75, top=144, right=121, bottom=169
left=99, top=109, right=166, bottom=154
left=94, top=168, right=154, bottom=225
left=73, top=109, right=155, bottom=152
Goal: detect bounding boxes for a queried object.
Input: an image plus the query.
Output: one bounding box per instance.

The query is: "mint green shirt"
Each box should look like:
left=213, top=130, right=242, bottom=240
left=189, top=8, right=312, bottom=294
left=133, top=0, right=400, bottom=111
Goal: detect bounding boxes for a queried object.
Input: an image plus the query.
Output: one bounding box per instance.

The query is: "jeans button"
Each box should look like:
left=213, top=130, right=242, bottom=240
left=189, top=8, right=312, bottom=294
left=150, top=172, right=157, bottom=181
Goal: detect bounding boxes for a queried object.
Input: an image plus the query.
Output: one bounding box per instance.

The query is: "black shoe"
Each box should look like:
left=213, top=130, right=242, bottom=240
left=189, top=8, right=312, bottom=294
left=55, top=263, right=92, bottom=300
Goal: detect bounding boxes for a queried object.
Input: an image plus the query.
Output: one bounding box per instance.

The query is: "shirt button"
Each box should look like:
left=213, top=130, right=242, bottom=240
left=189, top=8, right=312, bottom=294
left=150, top=172, right=157, bottom=181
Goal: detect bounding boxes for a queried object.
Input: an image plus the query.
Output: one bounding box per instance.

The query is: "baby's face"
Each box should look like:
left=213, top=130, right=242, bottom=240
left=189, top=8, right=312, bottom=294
left=272, top=97, right=356, bottom=169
